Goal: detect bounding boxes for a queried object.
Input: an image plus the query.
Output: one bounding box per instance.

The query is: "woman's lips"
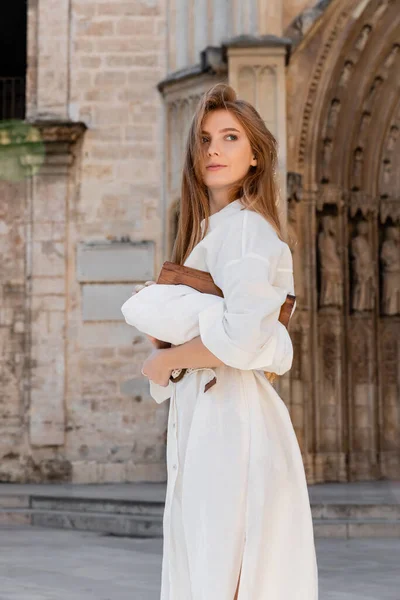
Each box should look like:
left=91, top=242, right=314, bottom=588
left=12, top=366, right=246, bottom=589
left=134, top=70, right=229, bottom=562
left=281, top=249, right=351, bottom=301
left=206, top=165, right=227, bottom=171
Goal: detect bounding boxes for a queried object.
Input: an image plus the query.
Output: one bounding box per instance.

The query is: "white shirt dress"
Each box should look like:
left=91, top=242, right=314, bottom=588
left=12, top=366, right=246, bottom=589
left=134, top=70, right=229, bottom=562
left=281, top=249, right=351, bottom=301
left=121, top=199, right=319, bottom=599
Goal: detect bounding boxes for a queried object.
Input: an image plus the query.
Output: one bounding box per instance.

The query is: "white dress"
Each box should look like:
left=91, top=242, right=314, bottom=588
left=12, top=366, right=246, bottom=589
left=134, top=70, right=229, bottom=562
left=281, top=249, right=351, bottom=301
left=121, top=199, right=319, bottom=600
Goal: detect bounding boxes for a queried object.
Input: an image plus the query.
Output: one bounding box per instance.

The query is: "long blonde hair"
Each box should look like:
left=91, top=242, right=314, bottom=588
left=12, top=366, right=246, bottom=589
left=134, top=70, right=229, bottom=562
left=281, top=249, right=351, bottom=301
left=171, top=83, right=285, bottom=265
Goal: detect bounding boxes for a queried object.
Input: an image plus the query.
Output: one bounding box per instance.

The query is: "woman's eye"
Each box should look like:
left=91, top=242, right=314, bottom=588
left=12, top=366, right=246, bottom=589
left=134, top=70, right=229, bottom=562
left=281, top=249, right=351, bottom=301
left=201, top=137, right=209, bottom=144
left=226, top=134, right=238, bottom=141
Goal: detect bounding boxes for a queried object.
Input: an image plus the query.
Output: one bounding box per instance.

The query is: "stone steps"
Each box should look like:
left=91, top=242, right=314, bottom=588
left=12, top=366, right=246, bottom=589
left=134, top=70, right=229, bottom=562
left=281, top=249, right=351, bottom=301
left=0, top=494, right=399, bottom=538
left=0, top=507, right=163, bottom=537
left=313, top=518, right=400, bottom=538
left=311, top=503, right=400, bottom=520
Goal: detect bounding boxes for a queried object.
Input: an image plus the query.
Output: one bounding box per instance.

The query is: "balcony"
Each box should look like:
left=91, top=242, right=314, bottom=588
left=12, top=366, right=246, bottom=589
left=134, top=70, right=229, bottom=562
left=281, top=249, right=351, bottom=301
left=0, top=76, right=25, bottom=121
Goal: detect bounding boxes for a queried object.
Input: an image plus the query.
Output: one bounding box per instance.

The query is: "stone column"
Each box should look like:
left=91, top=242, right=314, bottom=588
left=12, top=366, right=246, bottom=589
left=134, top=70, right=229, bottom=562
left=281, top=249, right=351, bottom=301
left=314, top=185, right=347, bottom=482
left=0, top=167, right=28, bottom=481
left=27, top=123, right=86, bottom=448
left=27, top=0, right=71, bottom=120
left=226, top=36, right=291, bottom=229
left=346, top=196, right=380, bottom=480
left=0, top=121, right=84, bottom=480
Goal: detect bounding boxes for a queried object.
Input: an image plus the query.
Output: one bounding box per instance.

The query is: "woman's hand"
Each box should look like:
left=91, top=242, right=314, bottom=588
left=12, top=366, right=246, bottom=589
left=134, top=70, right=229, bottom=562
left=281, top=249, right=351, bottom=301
left=132, top=281, right=158, bottom=347
left=132, top=281, right=156, bottom=295
left=141, top=349, right=173, bottom=387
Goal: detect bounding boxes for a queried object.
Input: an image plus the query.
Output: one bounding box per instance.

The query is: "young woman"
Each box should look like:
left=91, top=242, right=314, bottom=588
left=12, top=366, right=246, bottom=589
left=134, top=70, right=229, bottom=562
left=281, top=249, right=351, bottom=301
left=130, top=84, right=318, bottom=599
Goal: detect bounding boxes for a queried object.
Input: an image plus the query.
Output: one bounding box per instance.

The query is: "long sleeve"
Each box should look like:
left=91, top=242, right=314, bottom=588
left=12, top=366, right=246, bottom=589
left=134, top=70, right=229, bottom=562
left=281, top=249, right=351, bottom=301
left=121, top=283, right=221, bottom=346
left=149, top=379, right=173, bottom=404
left=198, top=211, right=294, bottom=374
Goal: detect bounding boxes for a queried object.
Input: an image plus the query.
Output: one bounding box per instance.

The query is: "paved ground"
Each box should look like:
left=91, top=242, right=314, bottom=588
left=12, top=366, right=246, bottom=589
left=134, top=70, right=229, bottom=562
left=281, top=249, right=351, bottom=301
left=0, top=526, right=399, bottom=599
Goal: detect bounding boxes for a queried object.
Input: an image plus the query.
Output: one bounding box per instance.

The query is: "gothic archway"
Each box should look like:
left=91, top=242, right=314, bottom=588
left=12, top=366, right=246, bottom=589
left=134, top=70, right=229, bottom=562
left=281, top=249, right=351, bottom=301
left=287, top=0, right=399, bottom=482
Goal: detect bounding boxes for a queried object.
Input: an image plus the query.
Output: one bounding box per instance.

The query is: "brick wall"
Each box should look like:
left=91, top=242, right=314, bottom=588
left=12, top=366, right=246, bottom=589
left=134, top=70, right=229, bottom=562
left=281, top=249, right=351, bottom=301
left=63, top=0, right=168, bottom=483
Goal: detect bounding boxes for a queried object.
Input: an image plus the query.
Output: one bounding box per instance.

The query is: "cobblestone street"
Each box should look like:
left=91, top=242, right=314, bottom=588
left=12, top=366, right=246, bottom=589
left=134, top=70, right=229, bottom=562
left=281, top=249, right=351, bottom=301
left=0, top=526, right=399, bottom=600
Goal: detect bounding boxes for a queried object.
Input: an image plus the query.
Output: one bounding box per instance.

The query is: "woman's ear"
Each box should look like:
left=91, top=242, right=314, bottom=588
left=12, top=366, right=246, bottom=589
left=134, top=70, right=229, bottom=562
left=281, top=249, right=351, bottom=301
left=250, top=154, right=257, bottom=167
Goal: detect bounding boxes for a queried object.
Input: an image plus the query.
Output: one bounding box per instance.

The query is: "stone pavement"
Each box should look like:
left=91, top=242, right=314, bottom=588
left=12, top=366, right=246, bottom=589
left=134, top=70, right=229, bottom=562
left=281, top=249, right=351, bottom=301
left=0, top=526, right=399, bottom=600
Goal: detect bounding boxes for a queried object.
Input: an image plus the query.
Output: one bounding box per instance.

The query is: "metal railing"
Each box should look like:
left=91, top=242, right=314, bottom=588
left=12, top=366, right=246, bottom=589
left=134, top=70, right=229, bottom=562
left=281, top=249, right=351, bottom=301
left=0, top=77, right=25, bottom=121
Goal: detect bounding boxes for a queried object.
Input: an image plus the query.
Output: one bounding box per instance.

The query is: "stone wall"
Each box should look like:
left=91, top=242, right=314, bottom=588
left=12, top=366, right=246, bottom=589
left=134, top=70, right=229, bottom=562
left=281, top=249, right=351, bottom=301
left=0, top=0, right=170, bottom=483
left=63, top=0, right=169, bottom=483
left=0, top=179, right=28, bottom=481
left=5, top=0, right=395, bottom=485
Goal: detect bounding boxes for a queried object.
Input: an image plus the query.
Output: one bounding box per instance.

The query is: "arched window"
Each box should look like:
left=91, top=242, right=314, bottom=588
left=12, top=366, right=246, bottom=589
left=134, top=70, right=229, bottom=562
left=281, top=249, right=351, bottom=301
left=0, top=2, right=27, bottom=120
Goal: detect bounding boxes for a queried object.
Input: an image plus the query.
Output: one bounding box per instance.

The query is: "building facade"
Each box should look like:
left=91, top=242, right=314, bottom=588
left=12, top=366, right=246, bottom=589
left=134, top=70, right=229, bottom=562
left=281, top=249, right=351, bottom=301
left=0, top=0, right=399, bottom=484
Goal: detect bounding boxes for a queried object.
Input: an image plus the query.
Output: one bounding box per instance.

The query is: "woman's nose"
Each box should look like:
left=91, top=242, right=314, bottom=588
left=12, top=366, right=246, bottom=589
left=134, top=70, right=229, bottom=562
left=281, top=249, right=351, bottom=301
left=207, top=142, right=220, bottom=156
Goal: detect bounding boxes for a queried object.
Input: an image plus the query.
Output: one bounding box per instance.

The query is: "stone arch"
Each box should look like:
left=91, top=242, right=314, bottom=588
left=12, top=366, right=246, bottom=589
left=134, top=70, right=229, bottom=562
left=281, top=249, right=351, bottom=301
left=288, top=0, right=398, bottom=184
left=286, top=0, right=400, bottom=483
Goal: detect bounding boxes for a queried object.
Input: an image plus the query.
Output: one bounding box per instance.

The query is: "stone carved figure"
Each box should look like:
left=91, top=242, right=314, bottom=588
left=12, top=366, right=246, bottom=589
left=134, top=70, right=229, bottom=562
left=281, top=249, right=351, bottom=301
left=318, top=215, right=343, bottom=308
left=387, top=125, right=399, bottom=152
left=322, top=139, right=333, bottom=181
left=350, top=221, right=376, bottom=311
left=359, top=112, right=371, bottom=145
left=384, top=44, right=399, bottom=70
left=381, top=226, right=400, bottom=315
left=355, top=25, right=371, bottom=52
left=352, top=148, right=364, bottom=190
left=365, top=77, right=383, bottom=109
left=327, top=99, right=341, bottom=133
left=382, top=159, right=392, bottom=187
left=339, top=61, right=353, bottom=87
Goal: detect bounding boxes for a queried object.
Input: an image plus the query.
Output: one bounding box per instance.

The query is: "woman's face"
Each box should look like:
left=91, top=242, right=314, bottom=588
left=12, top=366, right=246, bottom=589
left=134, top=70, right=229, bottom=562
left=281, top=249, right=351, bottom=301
left=200, top=109, right=257, bottom=191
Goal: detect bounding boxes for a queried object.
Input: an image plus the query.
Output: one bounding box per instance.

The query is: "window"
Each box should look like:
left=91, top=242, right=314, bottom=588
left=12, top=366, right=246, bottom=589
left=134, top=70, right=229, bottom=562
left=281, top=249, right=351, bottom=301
left=0, top=2, right=27, bottom=120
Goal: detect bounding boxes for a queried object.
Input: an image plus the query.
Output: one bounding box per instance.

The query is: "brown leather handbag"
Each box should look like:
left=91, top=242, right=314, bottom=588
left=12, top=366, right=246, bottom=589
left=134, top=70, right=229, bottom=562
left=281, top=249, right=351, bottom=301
left=155, top=261, right=296, bottom=383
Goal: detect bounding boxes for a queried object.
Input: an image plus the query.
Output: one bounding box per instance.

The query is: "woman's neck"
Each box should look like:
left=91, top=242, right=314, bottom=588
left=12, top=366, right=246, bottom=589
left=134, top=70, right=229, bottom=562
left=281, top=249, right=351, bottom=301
left=207, top=188, right=231, bottom=216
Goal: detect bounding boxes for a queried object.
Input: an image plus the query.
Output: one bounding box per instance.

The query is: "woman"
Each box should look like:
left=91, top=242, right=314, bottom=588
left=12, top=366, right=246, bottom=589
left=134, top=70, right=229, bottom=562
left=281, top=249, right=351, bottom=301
left=129, top=84, right=318, bottom=599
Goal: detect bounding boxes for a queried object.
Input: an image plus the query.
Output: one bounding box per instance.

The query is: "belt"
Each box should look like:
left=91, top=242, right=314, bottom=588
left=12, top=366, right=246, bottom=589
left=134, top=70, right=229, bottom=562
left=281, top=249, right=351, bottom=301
left=170, top=368, right=217, bottom=393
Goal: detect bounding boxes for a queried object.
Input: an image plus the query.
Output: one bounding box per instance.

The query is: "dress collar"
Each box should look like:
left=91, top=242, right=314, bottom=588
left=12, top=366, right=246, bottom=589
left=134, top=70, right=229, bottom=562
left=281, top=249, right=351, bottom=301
left=201, top=198, right=245, bottom=231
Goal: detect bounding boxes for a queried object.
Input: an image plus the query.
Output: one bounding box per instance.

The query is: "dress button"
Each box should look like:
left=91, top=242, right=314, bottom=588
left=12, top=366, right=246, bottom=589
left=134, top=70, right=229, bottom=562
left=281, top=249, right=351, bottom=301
left=172, top=464, right=177, bottom=470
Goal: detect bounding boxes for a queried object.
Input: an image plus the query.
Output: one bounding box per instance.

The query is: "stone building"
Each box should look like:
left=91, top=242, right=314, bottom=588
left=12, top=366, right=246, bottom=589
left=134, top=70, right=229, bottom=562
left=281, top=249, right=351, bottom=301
left=0, top=0, right=399, bottom=484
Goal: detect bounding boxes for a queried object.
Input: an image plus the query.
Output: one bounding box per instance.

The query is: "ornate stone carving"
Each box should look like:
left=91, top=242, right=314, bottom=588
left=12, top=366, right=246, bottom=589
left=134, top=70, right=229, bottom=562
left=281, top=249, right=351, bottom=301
left=287, top=171, right=302, bottom=203
left=363, top=76, right=384, bottom=112
left=290, top=0, right=400, bottom=482
left=318, top=215, right=343, bottom=308
left=316, top=184, right=343, bottom=211
left=298, top=7, right=352, bottom=167
left=321, top=138, right=333, bottom=182
left=358, top=111, right=371, bottom=146
left=321, top=328, right=340, bottom=386
left=382, top=159, right=392, bottom=187
left=351, top=147, right=364, bottom=190
left=383, top=43, right=399, bottom=70
left=380, top=225, right=400, bottom=315
left=349, top=192, right=378, bottom=218
left=379, top=111, right=399, bottom=204
left=350, top=316, right=374, bottom=384
left=380, top=198, right=400, bottom=224
left=355, top=24, right=372, bottom=52
left=350, top=221, right=376, bottom=312
left=338, top=60, right=353, bottom=88
left=380, top=321, right=399, bottom=385
left=387, top=123, right=399, bottom=152
left=326, top=99, right=341, bottom=134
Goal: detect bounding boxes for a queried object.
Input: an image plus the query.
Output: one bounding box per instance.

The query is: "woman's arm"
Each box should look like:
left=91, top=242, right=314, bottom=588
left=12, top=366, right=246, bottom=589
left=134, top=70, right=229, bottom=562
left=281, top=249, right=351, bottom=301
left=141, top=336, right=224, bottom=387
left=164, top=336, right=225, bottom=370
